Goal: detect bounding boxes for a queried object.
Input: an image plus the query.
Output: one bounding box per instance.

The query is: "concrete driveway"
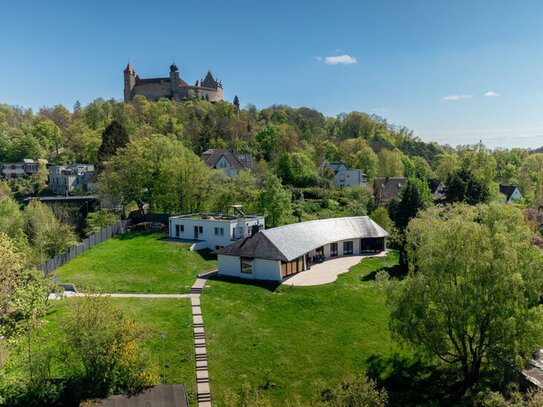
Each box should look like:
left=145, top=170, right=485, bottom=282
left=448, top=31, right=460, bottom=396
left=282, top=251, right=388, bottom=287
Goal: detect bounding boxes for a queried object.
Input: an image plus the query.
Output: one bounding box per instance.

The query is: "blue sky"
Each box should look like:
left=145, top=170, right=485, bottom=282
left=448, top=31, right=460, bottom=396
left=1, top=0, right=543, bottom=149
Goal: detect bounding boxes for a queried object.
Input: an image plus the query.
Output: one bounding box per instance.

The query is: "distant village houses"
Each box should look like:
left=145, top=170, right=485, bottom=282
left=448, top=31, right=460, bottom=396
left=202, top=149, right=252, bottom=178
left=48, top=164, right=96, bottom=195
left=0, top=159, right=48, bottom=180
left=319, top=159, right=367, bottom=188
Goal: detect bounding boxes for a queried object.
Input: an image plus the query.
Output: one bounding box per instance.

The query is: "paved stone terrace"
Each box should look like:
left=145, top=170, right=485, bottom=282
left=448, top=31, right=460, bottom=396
left=282, top=251, right=389, bottom=286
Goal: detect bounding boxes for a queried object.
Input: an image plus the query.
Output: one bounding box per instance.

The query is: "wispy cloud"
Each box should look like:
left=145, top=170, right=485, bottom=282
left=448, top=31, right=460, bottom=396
left=441, top=94, right=473, bottom=101
left=484, top=90, right=500, bottom=97
left=325, top=54, right=357, bottom=65
left=315, top=56, right=323, bottom=61
left=334, top=48, right=343, bottom=53
left=372, top=107, right=390, bottom=113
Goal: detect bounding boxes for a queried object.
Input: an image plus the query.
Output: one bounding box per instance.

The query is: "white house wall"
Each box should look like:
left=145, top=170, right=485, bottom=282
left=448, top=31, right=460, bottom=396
left=252, top=258, right=282, bottom=281
left=333, top=169, right=366, bottom=188
left=169, top=216, right=265, bottom=251
left=217, top=255, right=242, bottom=277
left=508, top=189, right=523, bottom=203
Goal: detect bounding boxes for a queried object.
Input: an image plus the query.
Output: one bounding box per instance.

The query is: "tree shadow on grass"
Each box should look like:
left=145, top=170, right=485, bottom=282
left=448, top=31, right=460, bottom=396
left=195, top=249, right=217, bottom=261
left=366, top=353, right=459, bottom=407
left=116, top=231, right=165, bottom=240
left=361, top=264, right=406, bottom=282
left=205, top=274, right=281, bottom=292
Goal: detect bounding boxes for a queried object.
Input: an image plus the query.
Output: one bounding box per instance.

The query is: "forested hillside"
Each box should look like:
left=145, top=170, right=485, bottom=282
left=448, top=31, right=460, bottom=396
left=2, top=95, right=543, bottom=266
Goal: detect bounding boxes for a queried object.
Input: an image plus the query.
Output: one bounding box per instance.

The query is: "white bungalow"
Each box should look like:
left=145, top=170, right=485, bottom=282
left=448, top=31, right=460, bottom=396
left=169, top=209, right=265, bottom=251
left=216, top=216, right=388, bottom=282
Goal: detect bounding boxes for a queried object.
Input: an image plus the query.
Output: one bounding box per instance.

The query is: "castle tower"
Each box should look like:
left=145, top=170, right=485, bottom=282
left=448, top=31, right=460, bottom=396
left=123, top=63, right=135, bottom=102
left=169, top=63, right=181, bottom=100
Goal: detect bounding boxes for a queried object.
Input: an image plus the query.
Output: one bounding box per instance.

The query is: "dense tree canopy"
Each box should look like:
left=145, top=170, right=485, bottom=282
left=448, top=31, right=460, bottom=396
left=386, top=204, right=543, bottom=394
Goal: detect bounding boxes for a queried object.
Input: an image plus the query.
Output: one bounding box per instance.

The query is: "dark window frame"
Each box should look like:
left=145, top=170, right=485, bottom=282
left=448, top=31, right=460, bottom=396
left=343, top=241, right=353, bottom=255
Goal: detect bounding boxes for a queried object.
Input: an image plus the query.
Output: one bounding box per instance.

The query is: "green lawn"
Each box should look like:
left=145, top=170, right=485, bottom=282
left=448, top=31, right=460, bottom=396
left=44, top=298, right=198, bottom=405
left=202, top=252, right=407, bottom=406
left=53, top=232, right=217, bottom=293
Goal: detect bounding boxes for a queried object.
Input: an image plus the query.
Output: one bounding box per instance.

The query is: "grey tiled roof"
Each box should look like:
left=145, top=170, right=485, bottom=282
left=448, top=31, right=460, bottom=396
left=373, top=177, right=407, bottom=203
left=217, top=216, right=388, bottom=261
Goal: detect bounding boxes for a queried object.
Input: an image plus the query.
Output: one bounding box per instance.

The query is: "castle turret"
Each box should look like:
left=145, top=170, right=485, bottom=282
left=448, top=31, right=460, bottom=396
left=123, top=63, right=135, bottom=102
left=169, top=63, right=181, bottom=100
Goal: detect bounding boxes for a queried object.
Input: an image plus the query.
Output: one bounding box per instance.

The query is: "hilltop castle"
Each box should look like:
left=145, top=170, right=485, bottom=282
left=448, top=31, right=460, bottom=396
left=123, top=62, right=223, bottom=103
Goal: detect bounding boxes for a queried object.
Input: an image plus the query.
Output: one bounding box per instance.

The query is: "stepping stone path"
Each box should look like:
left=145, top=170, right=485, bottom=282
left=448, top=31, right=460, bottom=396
left=191, top=275, right=212, bottom=406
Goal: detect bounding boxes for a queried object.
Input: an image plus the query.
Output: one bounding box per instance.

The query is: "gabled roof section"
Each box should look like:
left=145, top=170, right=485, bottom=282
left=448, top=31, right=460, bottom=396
left=328, top=161, right=349, bottom=173
left=428, top=179, right=442, bottom=194
left=201, top=70, right=219, bottom=88
left=216, top=232, right=289, bottom=261
left=217, top=216, right=389, bottom=262
left=202, top=149, right=247, bottom=170
left=499, top=184, right=519, bottom=201
left=373, top=177, right=407, bottom=202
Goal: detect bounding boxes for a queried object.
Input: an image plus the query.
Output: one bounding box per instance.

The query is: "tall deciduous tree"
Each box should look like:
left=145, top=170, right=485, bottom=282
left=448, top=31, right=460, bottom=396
left=377, top=149, right=404, bottom=177
left=259, top=173, right=291, bottom=227
left=351, top=145, right=378, bottom=180
left=386, top=204, right=543, bottom=394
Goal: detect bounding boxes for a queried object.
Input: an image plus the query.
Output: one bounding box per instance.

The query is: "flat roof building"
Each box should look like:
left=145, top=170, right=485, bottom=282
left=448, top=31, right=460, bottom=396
left=169, top=210, right=265, bottom=251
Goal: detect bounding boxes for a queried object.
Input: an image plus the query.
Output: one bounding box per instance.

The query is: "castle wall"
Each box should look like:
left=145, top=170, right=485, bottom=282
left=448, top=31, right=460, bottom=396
left=132, top=82, right=173, bottom=101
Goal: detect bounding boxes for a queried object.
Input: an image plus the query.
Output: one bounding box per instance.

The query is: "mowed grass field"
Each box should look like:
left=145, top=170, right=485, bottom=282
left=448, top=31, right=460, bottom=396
left=45, top=298, right=197, bottom=404
left=53, top=232, right=217, bottom=293
left=202, top=252, right=406, bottom=406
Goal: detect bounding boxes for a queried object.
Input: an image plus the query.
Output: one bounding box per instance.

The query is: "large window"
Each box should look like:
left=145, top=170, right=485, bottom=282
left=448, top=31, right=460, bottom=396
left=214, top=227, right=224, bottom=236
left=330, top=242, right=338, bottom=257
left=240, top=258, right=252, bottom=274
left=343, top=241, right=353, bottom=255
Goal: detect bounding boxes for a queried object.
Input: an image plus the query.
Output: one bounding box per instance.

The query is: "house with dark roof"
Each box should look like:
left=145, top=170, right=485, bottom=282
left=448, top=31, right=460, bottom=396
left=215, top=216, right=388, bottom=281
left=319, top=159, right=367, bottom=188
left=373, top=177, right=407, bottom=205
left=499, top=184, right=523, bottom=203
left=428, top=179, right=446, bottom=201
left=202, top=148, right=252, bottom=178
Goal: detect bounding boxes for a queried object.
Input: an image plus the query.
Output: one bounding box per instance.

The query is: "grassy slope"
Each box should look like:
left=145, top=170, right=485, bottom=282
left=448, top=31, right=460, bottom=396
left=203, top=252, right=406, bottom=406
left=53, top=232, right=217, bottom=293
left=45, top=298, right=197, bottom=404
